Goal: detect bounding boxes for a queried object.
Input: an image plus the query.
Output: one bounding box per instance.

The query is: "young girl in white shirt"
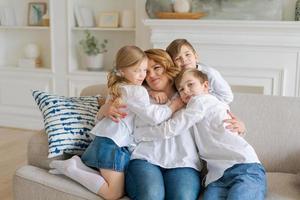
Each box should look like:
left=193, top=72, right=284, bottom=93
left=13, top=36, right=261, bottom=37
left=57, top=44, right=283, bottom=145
left=49, top=45, right=182, bottom=200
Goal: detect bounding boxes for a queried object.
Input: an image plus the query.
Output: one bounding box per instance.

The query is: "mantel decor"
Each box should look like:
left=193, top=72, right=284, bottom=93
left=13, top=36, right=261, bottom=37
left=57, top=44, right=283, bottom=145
left=156, top=12, right=205, bottom=19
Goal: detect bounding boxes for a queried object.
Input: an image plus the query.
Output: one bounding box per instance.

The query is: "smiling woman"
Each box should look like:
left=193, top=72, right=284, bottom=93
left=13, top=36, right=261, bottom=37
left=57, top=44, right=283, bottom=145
left=144, top=49, right=180, bottom=93
left=124, top=48, right=203, bottom=200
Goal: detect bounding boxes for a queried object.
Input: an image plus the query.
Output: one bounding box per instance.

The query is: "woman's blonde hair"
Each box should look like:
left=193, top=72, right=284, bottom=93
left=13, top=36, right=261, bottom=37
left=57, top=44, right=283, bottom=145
left=107, top=45, right=146, bottom=105
left=144, top=49, right=181, bottom=86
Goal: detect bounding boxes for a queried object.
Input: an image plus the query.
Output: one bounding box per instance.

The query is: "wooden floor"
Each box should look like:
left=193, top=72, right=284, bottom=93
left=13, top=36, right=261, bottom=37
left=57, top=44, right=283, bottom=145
left=0, top=127, right=37, bottom=200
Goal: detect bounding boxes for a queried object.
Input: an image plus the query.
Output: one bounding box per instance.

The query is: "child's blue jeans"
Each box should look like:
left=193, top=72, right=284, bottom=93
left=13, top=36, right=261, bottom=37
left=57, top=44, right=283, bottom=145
left=203, top=163, right=267, bottom=200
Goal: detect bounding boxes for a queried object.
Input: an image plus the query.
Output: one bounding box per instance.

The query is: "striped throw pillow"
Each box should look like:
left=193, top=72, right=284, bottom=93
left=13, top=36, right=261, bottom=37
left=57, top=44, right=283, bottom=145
left=32, top=90, right=101, bottom=158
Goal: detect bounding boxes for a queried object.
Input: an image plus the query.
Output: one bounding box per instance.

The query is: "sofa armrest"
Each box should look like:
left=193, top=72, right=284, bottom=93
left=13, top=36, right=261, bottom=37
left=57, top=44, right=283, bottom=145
left=27, top=131, right=70, bottom=170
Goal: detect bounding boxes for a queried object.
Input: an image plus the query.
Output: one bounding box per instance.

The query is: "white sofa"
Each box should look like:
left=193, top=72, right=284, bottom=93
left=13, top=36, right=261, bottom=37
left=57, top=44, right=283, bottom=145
left=13, top=85, right=300, bottom=200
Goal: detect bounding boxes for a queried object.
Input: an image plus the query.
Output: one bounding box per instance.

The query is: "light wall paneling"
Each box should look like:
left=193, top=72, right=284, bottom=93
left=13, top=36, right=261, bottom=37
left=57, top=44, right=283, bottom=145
left=145, top=20, right=300, bottom=97
left=0, top=72, right=53, bottom=129
left=68, top=72, right=108, bottom=96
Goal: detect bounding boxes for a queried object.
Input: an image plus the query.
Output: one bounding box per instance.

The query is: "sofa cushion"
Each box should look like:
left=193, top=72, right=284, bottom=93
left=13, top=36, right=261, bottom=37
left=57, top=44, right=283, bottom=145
left=14, top=165, right=129, bottom=200
left=266, top=172, right=300, bottom=199
left=14, top=166, right=300, bottom=200
left=32, top=90, right=101, bottom=158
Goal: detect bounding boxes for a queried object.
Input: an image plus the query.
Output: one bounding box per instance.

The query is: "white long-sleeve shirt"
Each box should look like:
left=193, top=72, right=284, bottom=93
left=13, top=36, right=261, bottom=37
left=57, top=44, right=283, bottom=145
left=134, top=94, right=260, bottom=186
left=197, top=63, right=233, bottom=104
left=130, top=94, right=203, bottom=172
left=90, top=85, right=172, bottom=148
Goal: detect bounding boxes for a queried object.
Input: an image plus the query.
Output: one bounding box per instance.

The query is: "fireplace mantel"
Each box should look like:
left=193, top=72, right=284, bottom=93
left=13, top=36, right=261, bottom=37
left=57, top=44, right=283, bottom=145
left=144, top=19, right=300, bottom=96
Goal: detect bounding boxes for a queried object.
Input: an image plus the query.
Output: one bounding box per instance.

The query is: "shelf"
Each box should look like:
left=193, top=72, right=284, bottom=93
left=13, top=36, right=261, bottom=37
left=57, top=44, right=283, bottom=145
left=0, top=66, right=52, bottom=74
left=72, top=27, right=135, bottom=32
left=144, top=19, right=300, bottom=29
left=69, top=69, right=109, bottom=76
left=0, top=26, right=50, bottom=31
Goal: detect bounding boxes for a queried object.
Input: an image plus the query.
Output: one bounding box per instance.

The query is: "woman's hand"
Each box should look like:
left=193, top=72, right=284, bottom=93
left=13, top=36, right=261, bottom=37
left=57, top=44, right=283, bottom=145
left=97, top=100, right=127, bottom=123
left=149, top=91, right=169, bottom=104
left=223, top=111, right=246, bottom=135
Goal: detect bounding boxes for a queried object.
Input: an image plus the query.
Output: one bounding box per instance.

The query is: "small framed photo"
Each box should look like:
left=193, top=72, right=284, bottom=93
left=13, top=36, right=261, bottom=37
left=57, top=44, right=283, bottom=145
left=97, top=12, right=119, bottom=28
left=28, top=2, right=47, bottom=26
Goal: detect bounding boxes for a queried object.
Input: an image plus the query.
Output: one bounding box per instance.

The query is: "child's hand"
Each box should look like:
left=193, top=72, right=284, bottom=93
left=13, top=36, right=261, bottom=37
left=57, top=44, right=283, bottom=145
left=169, top=96, right=185, bottom=112
left=149, top=91, right=169, bottom=104
left=97, top=100, right=127, bottom=122
left=223, top=110, right=246, bottom=135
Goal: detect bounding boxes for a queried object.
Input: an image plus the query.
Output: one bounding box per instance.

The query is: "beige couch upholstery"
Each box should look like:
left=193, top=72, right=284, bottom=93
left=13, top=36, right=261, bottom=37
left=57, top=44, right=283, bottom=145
left=13, top=85, right=300, bottom=200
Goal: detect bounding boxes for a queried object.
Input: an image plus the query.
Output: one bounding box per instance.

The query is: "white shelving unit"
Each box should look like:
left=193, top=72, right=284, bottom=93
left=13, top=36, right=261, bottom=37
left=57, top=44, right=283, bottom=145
left=67, top=0, right=136, bottom=72
left=66, top=0, right=137, bottom=101
left=0, top=0, right=140, bottom=129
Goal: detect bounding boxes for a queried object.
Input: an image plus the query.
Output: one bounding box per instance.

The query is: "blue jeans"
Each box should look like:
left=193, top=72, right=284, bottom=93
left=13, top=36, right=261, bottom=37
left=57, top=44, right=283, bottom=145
left=125, top=159, right=201, bottom=200
left=81, top=136, right=130, bottom=172
left=203, top=163, right=267, bottom=200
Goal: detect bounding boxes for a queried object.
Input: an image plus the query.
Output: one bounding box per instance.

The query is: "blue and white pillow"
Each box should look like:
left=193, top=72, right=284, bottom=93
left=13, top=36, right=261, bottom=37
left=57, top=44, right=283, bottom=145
left=32, top=90, right=101, bottom=158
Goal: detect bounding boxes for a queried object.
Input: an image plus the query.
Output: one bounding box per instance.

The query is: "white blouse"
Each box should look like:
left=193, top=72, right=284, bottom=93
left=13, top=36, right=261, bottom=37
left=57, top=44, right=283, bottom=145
left=90, top=85, right=172, bottom=148
left=197, top=63, right=234, bottom=104
left=130, top=94, right=203, bottom=172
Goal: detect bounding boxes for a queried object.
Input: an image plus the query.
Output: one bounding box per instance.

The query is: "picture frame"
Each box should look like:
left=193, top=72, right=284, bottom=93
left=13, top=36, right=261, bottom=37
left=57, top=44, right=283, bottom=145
left=28, top=2, right=47, bottom=26
left=97, top=12, right=119, bottom=28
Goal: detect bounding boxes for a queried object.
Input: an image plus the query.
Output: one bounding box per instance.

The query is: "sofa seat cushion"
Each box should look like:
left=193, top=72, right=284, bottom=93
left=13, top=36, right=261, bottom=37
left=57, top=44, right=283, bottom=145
left=266, top=172, right=300, bottom=199
left=14, top=165, right=129, bottom=200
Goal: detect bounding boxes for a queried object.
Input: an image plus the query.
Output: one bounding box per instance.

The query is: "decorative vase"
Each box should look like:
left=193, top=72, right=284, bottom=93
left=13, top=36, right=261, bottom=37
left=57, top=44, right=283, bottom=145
left=120, top=10, right=135, bottom=28
left=173, top=0, right=190, bottom=13
left=24, top=43, right=40, bottom=59
left=42, top=11, right=50, bottom=26
left=83, top=53, right=104, bottom=71
left=145, top=0, right=173, bottom=18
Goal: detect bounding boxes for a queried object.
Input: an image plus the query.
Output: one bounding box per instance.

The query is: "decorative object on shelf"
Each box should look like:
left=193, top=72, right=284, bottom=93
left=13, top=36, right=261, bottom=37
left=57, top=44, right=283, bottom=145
left=156, top=12, right=205, bottom=19
left=145, top=0, right=173, bottom=18
left=24, top=43, right=40, bottom=59
left=97, top=12, right=119, bottom=28
left=80, top=7, right=95, bottom=27
left=74, top=6, right=95, bottom=27
left=79, top=30, right=108, bottom=71
left=28, top=2, right=47, bottom=26
left=191, top=0, right=282, bottom=20
left=0, top=7, right=17, bottom=26
left=173, top=0, right=190, bottom=13
left=18, top=43, right=42, bottom=68
left=296, top=0, right=300, bottom=21
left=120, top=10, right=135, bottom=28
left=191, top=0, right=220, bottom=18
left=42, top=11, right=50, bottom=26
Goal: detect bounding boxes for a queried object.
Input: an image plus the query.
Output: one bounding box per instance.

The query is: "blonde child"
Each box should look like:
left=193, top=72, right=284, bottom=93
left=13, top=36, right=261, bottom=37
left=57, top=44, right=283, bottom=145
left=138, top=68, right=267, bottom=200
left=150, top=38, right=233, bottom=105
left=49, top=46, right=182, bottom=200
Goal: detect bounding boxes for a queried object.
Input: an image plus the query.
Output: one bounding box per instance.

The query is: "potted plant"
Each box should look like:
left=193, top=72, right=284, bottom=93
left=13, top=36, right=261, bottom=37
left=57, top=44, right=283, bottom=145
left=79, top=30, right=108, bottom=71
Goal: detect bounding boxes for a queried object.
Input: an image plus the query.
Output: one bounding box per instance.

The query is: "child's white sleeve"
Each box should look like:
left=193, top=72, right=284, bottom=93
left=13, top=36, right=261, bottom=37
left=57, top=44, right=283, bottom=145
left=204, top=66, right=234, bottom=104
left=133, top=96, right=207, bottom=142
left=123, top=85, right=173, bottom=125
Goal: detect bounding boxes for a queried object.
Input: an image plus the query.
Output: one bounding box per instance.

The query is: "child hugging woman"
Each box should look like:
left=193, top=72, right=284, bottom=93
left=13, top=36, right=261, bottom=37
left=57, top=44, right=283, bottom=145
left=49, top=46, right=182, bottom=200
